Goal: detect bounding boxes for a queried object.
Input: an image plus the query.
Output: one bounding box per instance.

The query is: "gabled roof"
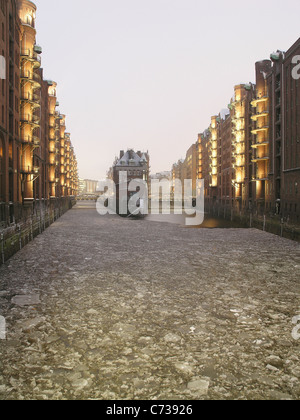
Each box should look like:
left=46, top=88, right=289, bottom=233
left=115, top=150, right=147, bottom=167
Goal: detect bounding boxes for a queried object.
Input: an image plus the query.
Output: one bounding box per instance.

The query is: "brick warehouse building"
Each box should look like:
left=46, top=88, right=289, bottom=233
left=113, top=149, right=150, bottom=188
left=265, top=40, right=300, bottom=222
left=194, top=83, right=255, bottom=213
left=173, top=37, right=300, bottom=224
left=0, top=0, right=21, bottom=221
left=171, top=144, right=198, bottom=198
left=0, top=0, right=78, bottom=229
left=250, top=40, right=300, bottom=222
left=112, top=149, right=150, bottom=215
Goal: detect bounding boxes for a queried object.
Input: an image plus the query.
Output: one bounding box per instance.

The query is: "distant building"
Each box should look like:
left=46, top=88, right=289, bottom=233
left=112, top=149, right=150, bottom=215
left=78, top=179, right=98, bottom=195
left=185, top=143, right=198, bottom=197
left=171, top=159, right=185, bottom=196
left=86, top=180, right=98, bottom=194
left=171, top=159, right=185, bottom=182
left=78, top=179, right=85, bottom=195
left=106, top=166, right=113, bottom=181
left=150, top=171, right=171, bottom=181
left=113, top=149, right=150, bottom=186
left=171, top=142, right=197, bottom=197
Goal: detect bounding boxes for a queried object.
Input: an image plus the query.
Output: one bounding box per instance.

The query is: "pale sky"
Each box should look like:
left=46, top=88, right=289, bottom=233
left=34, top=0, right=300, bottom=180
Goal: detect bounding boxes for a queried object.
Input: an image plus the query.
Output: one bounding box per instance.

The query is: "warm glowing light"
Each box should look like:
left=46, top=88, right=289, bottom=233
left=236, top=121, right=243, bottom=131
left=211, top=177, right=217, bottom=187
left=25, top=14, right=32, bottom=23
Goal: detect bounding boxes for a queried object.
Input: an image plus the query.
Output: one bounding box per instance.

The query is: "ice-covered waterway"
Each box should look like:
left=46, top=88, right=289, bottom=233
left=0, top=202, right=299, bottom=400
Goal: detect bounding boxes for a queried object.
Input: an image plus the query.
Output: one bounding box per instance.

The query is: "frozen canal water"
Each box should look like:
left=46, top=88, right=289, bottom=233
left=0, top=202, right=299, bottom=400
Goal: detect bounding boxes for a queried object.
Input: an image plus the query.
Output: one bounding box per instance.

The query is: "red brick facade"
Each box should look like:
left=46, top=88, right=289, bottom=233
left=174, top=38, right=300, bottom=224
left=0, top=1, right=78, bottom=227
